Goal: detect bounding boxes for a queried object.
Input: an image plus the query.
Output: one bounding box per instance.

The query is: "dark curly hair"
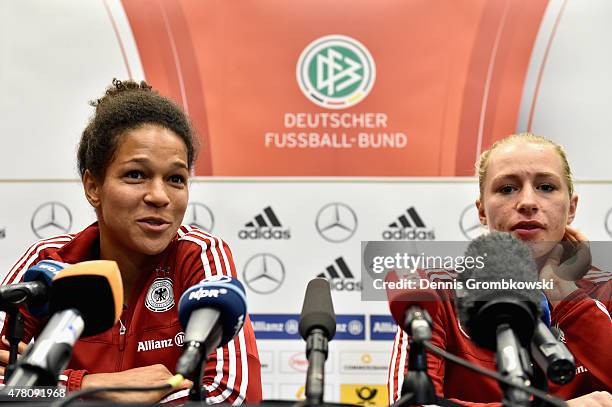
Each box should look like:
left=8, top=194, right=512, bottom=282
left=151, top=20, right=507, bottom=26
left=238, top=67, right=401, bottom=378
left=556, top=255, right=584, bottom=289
left=77, top=78, right=198, bottom=180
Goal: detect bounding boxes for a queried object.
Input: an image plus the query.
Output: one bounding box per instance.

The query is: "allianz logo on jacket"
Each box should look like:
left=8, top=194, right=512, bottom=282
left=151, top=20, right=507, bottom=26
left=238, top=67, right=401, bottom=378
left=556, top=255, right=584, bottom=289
left=137, top=332, right=184, bottom=352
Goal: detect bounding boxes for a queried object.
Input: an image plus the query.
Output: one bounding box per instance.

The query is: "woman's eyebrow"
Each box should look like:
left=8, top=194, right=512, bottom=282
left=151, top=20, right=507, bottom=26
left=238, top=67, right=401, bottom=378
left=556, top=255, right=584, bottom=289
left=118, top=157, right=188, bottom=169
left=491, top=172, right=561, bottom=182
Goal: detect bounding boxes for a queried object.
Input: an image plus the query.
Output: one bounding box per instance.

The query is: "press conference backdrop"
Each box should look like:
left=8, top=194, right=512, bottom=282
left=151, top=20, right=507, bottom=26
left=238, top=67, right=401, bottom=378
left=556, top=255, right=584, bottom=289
left=1, top=0, right=612, bottom=404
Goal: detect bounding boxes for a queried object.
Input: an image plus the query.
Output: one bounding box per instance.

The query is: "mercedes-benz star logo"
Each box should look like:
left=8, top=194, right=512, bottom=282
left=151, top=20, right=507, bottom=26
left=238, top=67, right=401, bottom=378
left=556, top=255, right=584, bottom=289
left=243, top=253, right=285, bottom=294
left=184, top=202, right=214, bottom=232
left=31, top=202, right=72, bottom=239
left=459, top=204, right=487, bottom=240
left=315, top=202, right=357, bottom=243
left=605, top=207, right=612, bottom=238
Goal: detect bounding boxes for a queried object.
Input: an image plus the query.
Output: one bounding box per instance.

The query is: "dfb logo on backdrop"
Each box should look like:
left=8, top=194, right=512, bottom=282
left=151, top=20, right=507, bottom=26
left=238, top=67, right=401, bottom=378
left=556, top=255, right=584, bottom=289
left=315, top=203, right=358, bottom=243
left=605, top=207, right=612, bottom=238
left=382, top=207, right=435, bottom=240
left=459, top=204, right=487, bottom=240
left=318, top=257, right=361, bottom=291
left=297, top=35, right=376, bottom=110
left=31, top=202, right=72, bottom=239
left=184, top=202, right=214, bottom=233
left=243, top=253, right=285, bottom=294
left=239, top=206, right=290, bottom=240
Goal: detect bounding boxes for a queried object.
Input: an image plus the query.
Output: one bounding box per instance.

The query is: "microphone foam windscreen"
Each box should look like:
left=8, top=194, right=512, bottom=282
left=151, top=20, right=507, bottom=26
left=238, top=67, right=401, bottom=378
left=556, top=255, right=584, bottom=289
left=50, top=261, right=123, bottom=337
left=299, top=278, right=336, bottom=340
left=455, top=232, right=541, bottom=349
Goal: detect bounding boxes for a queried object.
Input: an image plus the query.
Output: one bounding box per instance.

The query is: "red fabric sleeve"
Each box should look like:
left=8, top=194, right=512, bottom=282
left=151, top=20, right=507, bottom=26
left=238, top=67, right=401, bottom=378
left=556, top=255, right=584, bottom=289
left=176, top=229, right=262, bottom=404
left=551, top=284, right=612, bottom=388
left=63, top=369, right=89, bottom=392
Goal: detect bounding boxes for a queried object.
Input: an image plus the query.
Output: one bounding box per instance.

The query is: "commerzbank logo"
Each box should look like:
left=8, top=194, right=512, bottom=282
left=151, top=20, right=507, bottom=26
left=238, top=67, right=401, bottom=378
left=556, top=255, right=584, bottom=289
left=297, top=35, right=376, bottom=109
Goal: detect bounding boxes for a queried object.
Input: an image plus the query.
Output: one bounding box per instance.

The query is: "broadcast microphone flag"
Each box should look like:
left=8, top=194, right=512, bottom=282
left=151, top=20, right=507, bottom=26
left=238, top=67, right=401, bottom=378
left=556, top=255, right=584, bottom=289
left=0, top=260, right=68, bottom=313
left=4, top=260, right=122, bottom=387
left=176, top=275, right=247, bottom=379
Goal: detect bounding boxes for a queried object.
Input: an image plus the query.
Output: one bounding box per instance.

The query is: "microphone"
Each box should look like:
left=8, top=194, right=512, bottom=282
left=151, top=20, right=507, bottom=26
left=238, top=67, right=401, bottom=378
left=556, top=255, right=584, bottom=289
left=531, top=321, right=575, bottom=385
left=386, top=270, right=438, bottom=404
left=175, top=275, right=247, bottom=380
left=299, top=278, right=336, bottom=405
left=531, top=294, right=575, bottom=385
left=386, top=270, right=440, bottom=340
left=455, top=232, right=541, bottom=406
left=4, top=261, right=122, bottom=387
left=0, top=260, right=67, bottom=312
left=455, top=232, right=541, bottom=349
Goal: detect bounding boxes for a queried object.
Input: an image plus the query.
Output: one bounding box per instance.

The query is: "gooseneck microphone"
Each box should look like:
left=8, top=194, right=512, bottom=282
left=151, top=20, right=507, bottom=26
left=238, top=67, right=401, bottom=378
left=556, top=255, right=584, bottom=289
left=4, top=261, right=123, bottom=388
left=0, top=260, right=67, bottom=312
left=455, top=232, right=541, bottom=407
left=531, top=321, right=575, bottom=385
left=386, top=270, right=438, bottom=405
left=299, top=278, right=336, bottom=406
left=386, top=270, right=440, bottom=340
left=1, top=260, right=69, bottom=381
left=175, top=275, right=247, bottom=400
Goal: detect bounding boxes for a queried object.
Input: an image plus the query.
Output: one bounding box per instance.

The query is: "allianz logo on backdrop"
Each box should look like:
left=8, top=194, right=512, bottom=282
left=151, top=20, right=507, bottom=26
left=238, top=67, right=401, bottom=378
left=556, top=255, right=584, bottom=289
left=335, top=315, right=365, bottom=340
left=369, top=315, right=398, bottom=341
left=317, top=257, right=362, bottom=291
left=382, top=207, right=435, bottom=240
left=250, top=314, right=301, bottom=340
left=238, top=206, right=291, bottom=240
left=250, top=314, right=365, bottom=340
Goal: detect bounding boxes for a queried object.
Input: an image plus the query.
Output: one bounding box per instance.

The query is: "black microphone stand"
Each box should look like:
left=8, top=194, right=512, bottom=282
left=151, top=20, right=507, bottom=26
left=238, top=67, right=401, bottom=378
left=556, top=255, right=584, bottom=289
left=182, top=338, right=217, bottom=401
left=304, top=328, right=328, bottom=406
left=530, top=364, right=557, bottom=407
left=177, top=341, right=208, bottom=402
left=397, top=307, right=435, bottom=407
left=1, top=305, right=25, bottom=382
left=189, top=360, right=206, bottom=402
left=175, top=309, right=224, bottom=402
left=495, top=324, right=532, bottom=407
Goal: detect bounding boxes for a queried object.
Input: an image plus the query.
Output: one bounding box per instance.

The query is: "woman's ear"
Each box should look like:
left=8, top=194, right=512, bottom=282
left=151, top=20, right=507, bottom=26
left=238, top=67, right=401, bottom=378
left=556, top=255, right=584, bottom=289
left=476, top=199, right=487, bottom=225
left=567, top=194, right=578, bottom=224
left=82, top=170, right=101, bottom=209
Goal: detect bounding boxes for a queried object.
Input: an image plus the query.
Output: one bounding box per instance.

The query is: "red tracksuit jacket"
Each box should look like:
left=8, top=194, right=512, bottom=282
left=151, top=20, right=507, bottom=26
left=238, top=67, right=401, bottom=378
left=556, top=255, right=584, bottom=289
left=0, top=223, right=262, bottom=404
left=388, top=268, right=611, bottom=406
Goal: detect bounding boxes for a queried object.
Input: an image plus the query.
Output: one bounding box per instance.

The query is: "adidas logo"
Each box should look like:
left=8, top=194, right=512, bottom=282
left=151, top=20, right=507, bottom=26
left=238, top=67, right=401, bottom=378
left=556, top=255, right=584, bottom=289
left=382, top=207, right=435, bottom=240
left=317, top=257, right=362, bottom=291
left=238, top=206, right=291, bottom=240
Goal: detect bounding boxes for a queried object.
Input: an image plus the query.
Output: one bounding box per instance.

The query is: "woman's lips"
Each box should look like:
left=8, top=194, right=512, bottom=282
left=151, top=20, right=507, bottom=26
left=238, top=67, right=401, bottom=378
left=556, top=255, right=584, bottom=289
left=137, top=219, right=171, bottom=232
left=512, top=227, right=542, bottom=239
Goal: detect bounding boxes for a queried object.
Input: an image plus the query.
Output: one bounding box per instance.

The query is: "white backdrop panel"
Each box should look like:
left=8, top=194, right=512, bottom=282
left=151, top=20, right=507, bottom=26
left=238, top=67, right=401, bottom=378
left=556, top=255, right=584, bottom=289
left=1, top=179, right=611, bottom=401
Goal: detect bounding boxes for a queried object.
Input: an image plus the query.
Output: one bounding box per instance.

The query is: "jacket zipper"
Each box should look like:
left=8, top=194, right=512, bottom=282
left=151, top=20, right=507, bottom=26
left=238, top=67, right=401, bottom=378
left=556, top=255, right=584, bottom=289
left=119, top=319, right=126, bottom=351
